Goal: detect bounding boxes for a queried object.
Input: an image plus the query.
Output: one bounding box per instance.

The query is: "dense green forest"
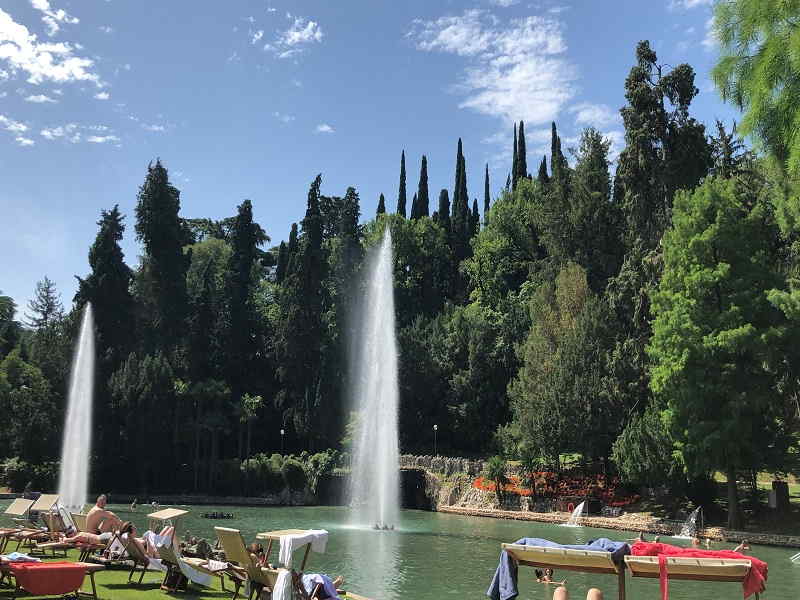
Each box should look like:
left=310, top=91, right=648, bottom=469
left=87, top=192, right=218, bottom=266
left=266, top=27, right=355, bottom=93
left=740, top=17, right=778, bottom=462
left=2, top=14, right=800, bottom=529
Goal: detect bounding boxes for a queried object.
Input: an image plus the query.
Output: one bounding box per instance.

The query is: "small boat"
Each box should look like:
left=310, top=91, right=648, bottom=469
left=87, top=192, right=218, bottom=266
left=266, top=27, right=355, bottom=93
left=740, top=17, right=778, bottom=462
left=201, top=512, right=235, bottom=520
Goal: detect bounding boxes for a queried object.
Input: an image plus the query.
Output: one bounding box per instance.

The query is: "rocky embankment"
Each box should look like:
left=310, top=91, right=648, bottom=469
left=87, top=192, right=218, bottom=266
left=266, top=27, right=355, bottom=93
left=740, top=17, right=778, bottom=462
left=400, top=454, right=800, bottom=548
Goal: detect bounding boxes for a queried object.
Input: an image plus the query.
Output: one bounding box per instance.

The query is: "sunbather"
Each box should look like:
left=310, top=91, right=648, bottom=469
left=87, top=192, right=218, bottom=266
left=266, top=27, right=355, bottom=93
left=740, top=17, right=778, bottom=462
left=535, top=568, right=566, bottom=585
left=54, top=530, right=113, bottom=546
left=552, top=587, right=603, bottom=600
left=119, top=521, right=174, bottom=558
left=733, top=539, right=750, bottom=553
left=86, top=495, right=122, bottom=533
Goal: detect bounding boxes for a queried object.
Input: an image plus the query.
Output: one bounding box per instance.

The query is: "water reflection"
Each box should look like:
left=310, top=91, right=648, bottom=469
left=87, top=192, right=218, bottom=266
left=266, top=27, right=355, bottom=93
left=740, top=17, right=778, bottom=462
left=343, top=524, right=403, bottom=600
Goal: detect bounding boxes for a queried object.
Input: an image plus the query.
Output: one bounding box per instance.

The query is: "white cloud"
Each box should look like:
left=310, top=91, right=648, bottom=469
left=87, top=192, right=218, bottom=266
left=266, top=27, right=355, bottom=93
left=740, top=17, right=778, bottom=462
left=603, top=130, right=625, bottom=162
left=29, top=0, right=80, bottom=37
left=489, top=0, right=518, bottom=6
left=87, top=134, right=119, bottom=143
left=548, top=5, right=569, bottom=14
left=98, top=25, right=113, bottom=34
left=0, top=114, right=27, bottom=133
left=266, top=17, right=323, bottom=58
left=40, top=122, right=80, bottom=142
left=267, top=7, right=277, bottom=12
left=25, top=93, right=56, bottom=102
left=251, top=29, right=263, bottom=44
left=142, top=123, right=165, bottom=131
left=15, top=135, right=34, bottom=146
left=701, top=16, right=717, bottom=50
left=569, top=102, right=619, bottom=128
left=94, top=91, right=110, bottom=100
left=315, top=123, right=334, bottom=134
left=0, top=69, right=8, bottom=80
left=668, top=0, right=712, bottom=9
left=272, top=111, right=295, bottom=123
left=0, top=8, right=100, bottom=85
left=409, top=10, right=577, bottom=126
left=0, top=92, right=6, bottom=98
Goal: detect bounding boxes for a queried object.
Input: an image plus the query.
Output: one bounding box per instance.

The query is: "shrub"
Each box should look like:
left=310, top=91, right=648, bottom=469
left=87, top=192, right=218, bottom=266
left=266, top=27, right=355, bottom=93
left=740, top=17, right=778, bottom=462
left=282, top=457, right=306, bottom=491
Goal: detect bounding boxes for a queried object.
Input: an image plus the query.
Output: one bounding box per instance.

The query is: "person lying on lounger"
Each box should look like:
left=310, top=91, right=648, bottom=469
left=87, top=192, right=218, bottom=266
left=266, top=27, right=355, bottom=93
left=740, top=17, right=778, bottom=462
left=535, top=568, right=566, bottom=585
left=55, top=530, right=113, bottom=546
left=119, top=521, right=174, bottom=558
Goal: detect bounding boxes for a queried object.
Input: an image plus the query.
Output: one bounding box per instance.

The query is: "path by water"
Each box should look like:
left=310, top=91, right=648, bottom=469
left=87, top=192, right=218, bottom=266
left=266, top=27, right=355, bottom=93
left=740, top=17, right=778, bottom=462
left=70, top=504, right=800, bottom=599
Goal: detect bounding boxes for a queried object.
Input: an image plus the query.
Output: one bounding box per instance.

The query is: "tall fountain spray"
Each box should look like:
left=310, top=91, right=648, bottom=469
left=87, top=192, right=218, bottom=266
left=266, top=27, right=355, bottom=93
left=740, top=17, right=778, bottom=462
left=349, top=228, right=400, bottom=528
left=57, top=303, right=95, bottom=512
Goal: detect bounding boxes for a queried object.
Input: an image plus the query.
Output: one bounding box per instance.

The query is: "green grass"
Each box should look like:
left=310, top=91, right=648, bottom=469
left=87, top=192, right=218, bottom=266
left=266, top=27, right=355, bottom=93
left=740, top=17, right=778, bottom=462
left=0, top=550, right=235, bottom=600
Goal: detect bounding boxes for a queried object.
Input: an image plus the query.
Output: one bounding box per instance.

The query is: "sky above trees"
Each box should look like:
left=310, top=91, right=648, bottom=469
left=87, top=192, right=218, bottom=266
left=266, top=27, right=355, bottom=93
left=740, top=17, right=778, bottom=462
left=0, top=0, right=736, bottom=310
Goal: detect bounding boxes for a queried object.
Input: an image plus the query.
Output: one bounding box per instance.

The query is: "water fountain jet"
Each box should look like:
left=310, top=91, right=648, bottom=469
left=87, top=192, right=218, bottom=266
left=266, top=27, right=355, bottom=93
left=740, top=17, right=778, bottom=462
left=57, top=303, right=95, bottom=512
left=562, top=501, right=586, bottom=527
left=348, top=228, right=400, bottom=529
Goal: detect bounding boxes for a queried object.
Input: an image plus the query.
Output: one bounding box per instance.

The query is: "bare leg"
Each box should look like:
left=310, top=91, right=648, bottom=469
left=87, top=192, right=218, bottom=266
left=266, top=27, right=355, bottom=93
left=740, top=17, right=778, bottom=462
left=554, top=586, right=569, bottom=600
left=586, top=589, right=603, bottom=600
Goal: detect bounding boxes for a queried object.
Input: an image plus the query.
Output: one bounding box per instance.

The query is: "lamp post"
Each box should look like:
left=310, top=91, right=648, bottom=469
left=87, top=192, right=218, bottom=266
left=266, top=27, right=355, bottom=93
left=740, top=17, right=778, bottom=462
left=433, top=424, right=438, bottom=456
left=280, top=429, right=285, bottom=454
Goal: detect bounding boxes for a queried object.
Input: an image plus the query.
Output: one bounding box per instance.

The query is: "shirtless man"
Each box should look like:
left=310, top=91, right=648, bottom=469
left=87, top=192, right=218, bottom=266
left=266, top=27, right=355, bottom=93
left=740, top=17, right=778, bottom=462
left=85, top=495, right=122, bottom=534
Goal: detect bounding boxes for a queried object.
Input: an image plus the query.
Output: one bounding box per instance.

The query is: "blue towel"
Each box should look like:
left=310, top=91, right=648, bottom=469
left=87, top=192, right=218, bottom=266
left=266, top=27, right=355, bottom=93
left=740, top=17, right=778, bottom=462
left=486, top=537, right=630, bottom=600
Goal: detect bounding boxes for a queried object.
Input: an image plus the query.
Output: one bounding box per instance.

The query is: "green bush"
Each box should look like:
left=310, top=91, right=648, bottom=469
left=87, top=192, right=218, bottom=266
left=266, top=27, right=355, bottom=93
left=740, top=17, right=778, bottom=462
left=282, top=457, right=306, bottom=491
left=1, top=457, right=58, bottom=492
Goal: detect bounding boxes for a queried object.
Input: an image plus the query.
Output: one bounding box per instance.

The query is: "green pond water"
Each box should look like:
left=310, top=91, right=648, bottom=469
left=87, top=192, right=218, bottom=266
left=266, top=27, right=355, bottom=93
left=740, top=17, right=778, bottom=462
left=6, top=502, right=800, bottom=599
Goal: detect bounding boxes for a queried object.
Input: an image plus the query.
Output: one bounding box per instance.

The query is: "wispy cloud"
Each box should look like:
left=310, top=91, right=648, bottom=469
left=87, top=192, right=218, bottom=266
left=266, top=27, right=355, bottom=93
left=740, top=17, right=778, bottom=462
left=29, top=0, right=79, bottom=37
left=408, top=9, right=577, bottom=125
left=87, top=134, right=119, bottom=143
left=273, top=111, right=295, bottom=123
left=98, top=25, right=113, bottom=34
left=0, top=8, right=100, bottom=85
left=315, top=123, right=334, bottom=134
left=142, top=123, right=165, bottom=132
left=489, top=0, right=519, bottom=6
left=701, top=16, right=717, bottom=50
left=569, top=102, right=619, bottom=128
left=25, top=93, right=57, bottom=103
left=40, top=122, right=80, bottom=142
left=15, top=135, right=34, bottom=146
left=263, top=16, right=323, bottom=59
left=251, top=29, right=263, bottom=44
left=94, top=91, right=110, bottom=100
left=668, top=0, right=712, bottom=9
left=0, top=114, right=28, bottom=133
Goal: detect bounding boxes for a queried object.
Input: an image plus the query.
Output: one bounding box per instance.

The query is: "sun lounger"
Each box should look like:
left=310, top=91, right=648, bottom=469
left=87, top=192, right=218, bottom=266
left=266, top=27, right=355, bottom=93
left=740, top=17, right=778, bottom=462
left=0, top=558, right=105, bottom=600
left=29, top=494, right=59, bottom=513
left=215, top=526, right=283, bottom=600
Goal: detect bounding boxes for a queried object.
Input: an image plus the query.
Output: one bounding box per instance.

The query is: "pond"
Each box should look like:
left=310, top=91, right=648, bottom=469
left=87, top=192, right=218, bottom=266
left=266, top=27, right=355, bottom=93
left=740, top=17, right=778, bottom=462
left=5, top=502, right=800, bottom=599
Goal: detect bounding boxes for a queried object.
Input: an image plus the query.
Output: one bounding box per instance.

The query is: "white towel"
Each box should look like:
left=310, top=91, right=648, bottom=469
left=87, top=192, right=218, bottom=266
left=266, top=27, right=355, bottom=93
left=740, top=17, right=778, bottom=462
left=278, top=529, right=329, bottom=568
left=272, top=569, right=293, bottom=600
left=302, top=573, right=340, bottom=600
left=178, top=559, right=212, bottom=586
left=204, top=559, right=228, bottom=572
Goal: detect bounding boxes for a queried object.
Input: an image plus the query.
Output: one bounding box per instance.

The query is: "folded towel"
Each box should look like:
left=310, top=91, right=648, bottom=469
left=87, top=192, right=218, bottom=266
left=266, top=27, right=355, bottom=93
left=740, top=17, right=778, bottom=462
left=1, top=552, right=41, bottom=563
left=203, top=559, right=229, bottom=572
left=278, top=529, right=329, bottom=568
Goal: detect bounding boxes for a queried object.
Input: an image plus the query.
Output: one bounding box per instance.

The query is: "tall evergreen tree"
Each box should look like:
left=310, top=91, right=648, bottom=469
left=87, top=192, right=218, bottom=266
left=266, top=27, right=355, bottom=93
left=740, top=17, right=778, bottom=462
left=470, top=199, right=480, bottom=238
left=537, top=156, right=549, bottom=185
left=512, top=123, right=519, bottom=190
left=437, top=189, right=451, bottom=233
left=515, top=120, right=528, bottom=184
left=416, top=155, right=430, bottom=218
left=25, top=277, right=62, bottom=329
left=410, top=193, right=419, bottom=220
left=550, top=122, right=567, bottom=182
left=397, top=150, right=407, bottom=217
left=376, top=193, right=386, bottom=215
left=134, top=159, right=189, bottom=350
left=275, top=241, right=289, bottom=283
left=483, top=164, right=490, bottom=225
left=286, top=222, right=299, bottom=277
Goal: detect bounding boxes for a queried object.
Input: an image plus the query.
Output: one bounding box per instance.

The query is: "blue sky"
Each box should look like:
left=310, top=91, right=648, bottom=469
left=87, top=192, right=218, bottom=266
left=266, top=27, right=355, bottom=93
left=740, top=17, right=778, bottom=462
left=0, top=0, right=737, bottom=314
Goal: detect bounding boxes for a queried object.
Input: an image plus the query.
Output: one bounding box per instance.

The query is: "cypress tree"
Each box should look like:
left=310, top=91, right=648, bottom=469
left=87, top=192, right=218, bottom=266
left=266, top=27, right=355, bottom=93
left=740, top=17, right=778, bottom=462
left=417, top=155, right=430, bottom=218
left=437, top=189, right=451, bottom=233
left=537, top=155, right=550, bottom=185
left=551, top=122, right=567, bottom=182
left=470, top=198, right=480, bottom=237
left=410, top=193, right=419, bottom=219
left=286, top=222, right=299, bottom=277
left=516, top=120, right=528, bottom=183
left=134, top=159, right=189, bottom=350
left=397, top=150, right=407, bottom=217
left=377, top=193, right=386, bottom=215
left=512, top=123, right=519, bottom=190
left=276, top=241, right=289, bottom=283
left=483, top=164, right=490, bottom=225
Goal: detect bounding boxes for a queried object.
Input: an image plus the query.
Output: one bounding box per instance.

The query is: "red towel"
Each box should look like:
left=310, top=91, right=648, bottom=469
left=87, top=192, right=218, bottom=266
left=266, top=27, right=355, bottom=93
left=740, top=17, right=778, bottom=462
left=9, top=561, right=86, bottom=595
left=631, top=542, right=768, bottom=599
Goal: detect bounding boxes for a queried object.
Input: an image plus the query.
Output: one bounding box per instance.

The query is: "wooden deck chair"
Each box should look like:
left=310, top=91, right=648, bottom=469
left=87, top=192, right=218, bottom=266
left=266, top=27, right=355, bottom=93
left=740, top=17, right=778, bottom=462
left=624, top=555, right=760, bottom=597
left=0, top=499, right=35, bottom=553
left=29, top=494, right=59, bottom=513
left=121, top=534, right=153, bottom=584
left=215, top=526, right=281, bottom=600
left=71, top=512, right=89, bottom=533
left=502, top=543, right=628, bottom=600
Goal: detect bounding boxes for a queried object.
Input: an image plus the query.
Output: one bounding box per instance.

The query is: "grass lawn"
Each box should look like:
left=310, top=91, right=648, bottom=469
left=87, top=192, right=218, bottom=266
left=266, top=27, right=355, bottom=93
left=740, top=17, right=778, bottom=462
left=0, top=550, right=231, bottom=600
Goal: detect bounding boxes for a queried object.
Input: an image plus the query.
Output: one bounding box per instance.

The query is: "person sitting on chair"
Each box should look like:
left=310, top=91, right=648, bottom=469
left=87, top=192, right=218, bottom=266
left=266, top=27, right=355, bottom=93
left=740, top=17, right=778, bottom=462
left=86, top=495, right=122, bottom=534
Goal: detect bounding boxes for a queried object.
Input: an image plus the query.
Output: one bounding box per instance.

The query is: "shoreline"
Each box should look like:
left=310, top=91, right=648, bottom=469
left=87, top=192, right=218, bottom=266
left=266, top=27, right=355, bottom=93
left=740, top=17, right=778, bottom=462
left=438, top=505, right=800, bottom=549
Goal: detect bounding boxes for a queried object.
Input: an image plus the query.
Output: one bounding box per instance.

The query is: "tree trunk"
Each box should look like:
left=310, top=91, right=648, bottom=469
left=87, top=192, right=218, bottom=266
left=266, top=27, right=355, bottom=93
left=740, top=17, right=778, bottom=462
left=727, top=466, right=741, bottom=530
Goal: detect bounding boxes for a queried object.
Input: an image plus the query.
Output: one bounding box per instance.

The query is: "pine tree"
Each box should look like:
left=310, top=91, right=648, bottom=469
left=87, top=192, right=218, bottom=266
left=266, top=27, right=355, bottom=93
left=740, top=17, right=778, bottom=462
left=134, top=159, right=189, bottom=349
left=25, top=276, right=62, bottom=329
left=397, top=150, right=407, bottom=217
left=275, top=241, right=289, bottom=283
left=516, top=120, right=528, bottom=183
left=416, top=155, right=430, bottom=218
left=483, top=164, right=490, bottom=226
left=437, top=189, right=451, bottom=233
left=537, top=156, right=549, bottom=185
left=376, top=193, right=386, bottom=215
